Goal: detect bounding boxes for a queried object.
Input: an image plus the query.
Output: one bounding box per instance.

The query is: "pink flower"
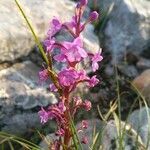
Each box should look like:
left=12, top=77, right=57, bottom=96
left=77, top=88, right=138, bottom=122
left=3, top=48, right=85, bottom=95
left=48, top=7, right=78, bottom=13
left=58, top=68, right=79, bottom=87
left=91, top=51, right=103, bottom=72
left=89, top=11, right=99, bottom=22
left=38, top=108, right=49, bottom=124
left=80, top=0, right=88, bottom=7
left=44, top=37, right=55, bottom=52
left=64, top=16, right=77, bottom=32
left=54, top=37, right=87, bottom=63
left=54, top=53, right=66, bottom=62
left=38, top=102, right=66, bottom=125
left=77, top=120, right=88, bottom=133
left=38, top=0, right=103, bottom=146
left=81, top=136, right=88, bottom=144
left=83, top=100, right=92, bottom=111
left=49, top=84, right=58, bottom=92
left=63, top=37, right=87, bottom=63
left=77, top=0, right=88, bottom=8
left=88, top=75, right=99, bottom=87
left=39, top=69, right=49, bottom=82
left=64, top=16, right=84, bottom=35
left=55, top=128, right=65, bottom=137
left=47, top=102, right=66, bottom=125
left=73, top=97, right=83, bottom=115
left=58, top=102, right=66, bottom=112
left=81, top=120, right=88, bottom=129
left=74, top=97, right=83, bottom=107
left=77, top=70, right=89, bottom=81
left=47, top=17, right=62, bottom=38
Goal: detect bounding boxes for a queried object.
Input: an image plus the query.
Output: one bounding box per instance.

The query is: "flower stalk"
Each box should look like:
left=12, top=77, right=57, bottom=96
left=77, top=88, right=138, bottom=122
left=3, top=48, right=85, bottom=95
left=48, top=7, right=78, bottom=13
left=15, top=0, right=103, bottom=149
left=38, top=0, right=103, bottom=148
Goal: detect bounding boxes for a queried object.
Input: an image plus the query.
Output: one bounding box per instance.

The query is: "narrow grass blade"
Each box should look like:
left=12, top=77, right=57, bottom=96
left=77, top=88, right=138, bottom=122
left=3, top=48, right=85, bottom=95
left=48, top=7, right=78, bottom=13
left=0, top=132, right=40, bottom=150
left=8, top=141, right=15, bottom=150
left=14, top=0, right=49, bottom=65
left=130, top=81, right=150, bottom=149
left=91, top=126, right=105, bottom=150
left=69, top=114, right=83, bottom=150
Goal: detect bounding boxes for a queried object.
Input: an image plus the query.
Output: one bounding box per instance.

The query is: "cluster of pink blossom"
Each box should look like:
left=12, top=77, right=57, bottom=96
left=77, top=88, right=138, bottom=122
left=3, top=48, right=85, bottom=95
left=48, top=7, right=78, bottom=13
left=38, top=0, right=103, bottom=148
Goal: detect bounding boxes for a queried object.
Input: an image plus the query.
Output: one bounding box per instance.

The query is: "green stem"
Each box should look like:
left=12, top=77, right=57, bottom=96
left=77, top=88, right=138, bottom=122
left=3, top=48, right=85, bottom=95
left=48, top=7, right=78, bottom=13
left=69, top=113, right=83, bottom=150
left=14, top=0, right=49, bottom=65
left=114, top=64, right=122, bottom=150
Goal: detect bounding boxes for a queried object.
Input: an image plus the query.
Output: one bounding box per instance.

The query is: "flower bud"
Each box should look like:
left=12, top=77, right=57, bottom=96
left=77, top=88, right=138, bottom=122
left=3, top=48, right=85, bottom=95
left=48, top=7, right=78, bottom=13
left=80, top=0, right=88, bottom=6
left=38, top=108, right=49, bottom=124
left=81, top=120, right=88, bottom=129
left=55, top=128, right=65, bottom=137
left=81, top=136, right=88, bottom=144
left=89, top=11, right=99, bottom=21
left=83, top=100, right=92, bottom=111
left=74, top=97, right=82, bottom=106
left=77, top=0, right=88, bottom=8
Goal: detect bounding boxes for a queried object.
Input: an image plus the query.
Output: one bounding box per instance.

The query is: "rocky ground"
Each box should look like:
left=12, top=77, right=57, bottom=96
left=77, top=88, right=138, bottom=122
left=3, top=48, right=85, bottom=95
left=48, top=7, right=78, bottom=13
left=0, top=0, right=150, bottom=149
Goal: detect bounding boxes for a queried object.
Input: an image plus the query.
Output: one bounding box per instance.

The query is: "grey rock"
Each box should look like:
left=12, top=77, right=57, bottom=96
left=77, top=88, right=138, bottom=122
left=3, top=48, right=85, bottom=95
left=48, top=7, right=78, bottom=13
left=39, top=134, right=58, bottom=150
left=0, top=61, right=57, bottom=135
left=118, top=64, right=138, bottom=77
left=100, top=0, right=150, bottom=63
left=2, top=113, right=40, bottom=135
left=0, top=0, right=99, bottom=63
left=105, top=65, right=114, bottom=76
left=128, top=107, right=150, bottom=148
left=102, top=120, right=145, bottom=150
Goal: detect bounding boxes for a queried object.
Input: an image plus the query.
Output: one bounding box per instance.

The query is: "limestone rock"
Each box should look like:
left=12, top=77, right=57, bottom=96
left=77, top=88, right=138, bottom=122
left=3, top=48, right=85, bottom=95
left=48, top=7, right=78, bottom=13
left=128, top=107, right=150, bottom=148
left=102, top=120, right=146, bottom=150
left=99, top=0, right=150, bottom=62
left=2, top=113, right=40, bottom=135
left=0, top=0, right=99, bottom=62
left=0, top=61, right=57, bottom=135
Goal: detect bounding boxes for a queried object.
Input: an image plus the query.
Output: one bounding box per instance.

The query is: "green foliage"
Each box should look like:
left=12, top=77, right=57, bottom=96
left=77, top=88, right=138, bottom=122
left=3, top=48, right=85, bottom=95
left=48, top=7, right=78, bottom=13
left=0, top=132, right=40, bottom=150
